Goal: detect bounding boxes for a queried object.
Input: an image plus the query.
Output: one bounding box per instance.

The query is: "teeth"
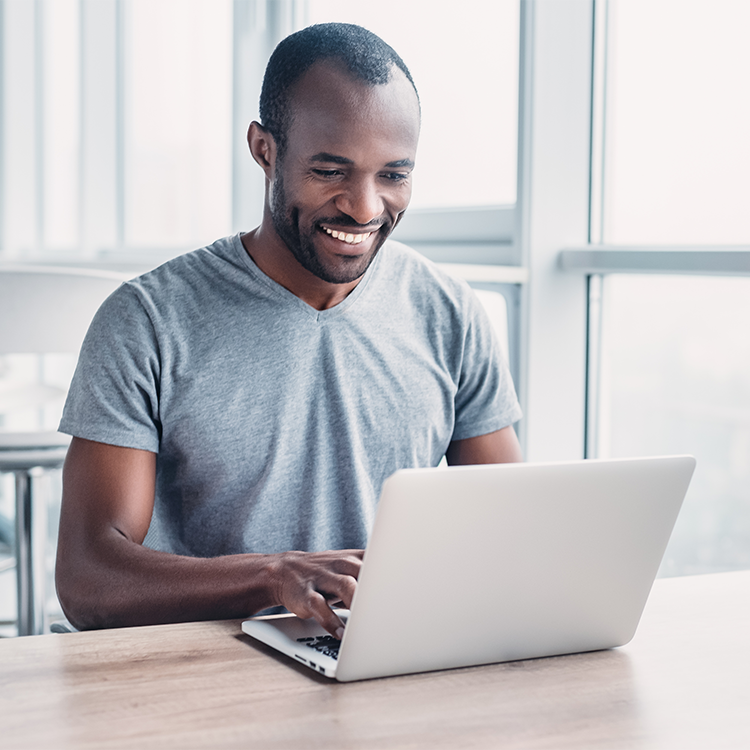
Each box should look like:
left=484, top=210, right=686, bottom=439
left=322, top=227, right=372, bottom=245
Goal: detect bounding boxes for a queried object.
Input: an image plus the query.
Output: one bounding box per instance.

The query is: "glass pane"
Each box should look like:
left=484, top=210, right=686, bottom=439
left=43, top=0, right=81, bottom=251
left=2, top=0, right=40, bottom=256
left=303, top=0, right=519, bottom=210
left=603, top=0, right=750, bottom=244
left=597, top=275, right=750, bottom=576
left=124, top=0, right=233, bottom=248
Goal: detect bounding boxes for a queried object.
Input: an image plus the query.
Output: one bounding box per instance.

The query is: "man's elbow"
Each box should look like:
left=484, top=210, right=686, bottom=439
left=55, top=550, right=123, bottom=631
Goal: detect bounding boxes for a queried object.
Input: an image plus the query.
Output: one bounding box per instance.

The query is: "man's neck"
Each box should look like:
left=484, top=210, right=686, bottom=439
left=240, top=226, right=362, bottom=311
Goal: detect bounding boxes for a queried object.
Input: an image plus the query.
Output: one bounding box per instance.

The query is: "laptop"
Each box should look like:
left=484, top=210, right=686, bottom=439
left=241, top=455, right=695, bottom=682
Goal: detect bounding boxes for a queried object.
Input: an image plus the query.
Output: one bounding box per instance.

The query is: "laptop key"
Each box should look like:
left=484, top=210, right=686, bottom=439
left=297, top=634, right=341, bottom=660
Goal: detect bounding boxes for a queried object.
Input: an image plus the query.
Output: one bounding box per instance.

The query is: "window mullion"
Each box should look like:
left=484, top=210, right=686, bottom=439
left=560, top=246, right=750, bottom=276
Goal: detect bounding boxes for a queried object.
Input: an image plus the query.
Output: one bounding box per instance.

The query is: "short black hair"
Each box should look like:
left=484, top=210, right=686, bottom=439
left=259, top=23, right=419, bottom=157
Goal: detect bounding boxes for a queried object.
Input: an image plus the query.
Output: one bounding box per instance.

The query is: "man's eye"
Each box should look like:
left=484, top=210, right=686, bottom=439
left=383, top=172, right=410, bottom=182
left=312, top=169, right=342, bottom=178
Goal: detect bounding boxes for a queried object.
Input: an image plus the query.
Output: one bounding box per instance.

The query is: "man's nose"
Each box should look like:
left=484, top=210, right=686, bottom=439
left=335, top=177, right=385, bottom=225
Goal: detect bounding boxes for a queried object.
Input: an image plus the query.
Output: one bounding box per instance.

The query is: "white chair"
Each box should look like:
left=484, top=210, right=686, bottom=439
left=0, top=265, right=130, bottom=635
left=471, top=288, right=511, bottom=366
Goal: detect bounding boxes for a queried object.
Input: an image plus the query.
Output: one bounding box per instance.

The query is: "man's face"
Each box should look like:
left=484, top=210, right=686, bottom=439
left=268, top=61, right=420, bottom=285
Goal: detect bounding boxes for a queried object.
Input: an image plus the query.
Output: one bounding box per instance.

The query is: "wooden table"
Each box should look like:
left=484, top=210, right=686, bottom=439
left=2, top=571, right=749, bottom=749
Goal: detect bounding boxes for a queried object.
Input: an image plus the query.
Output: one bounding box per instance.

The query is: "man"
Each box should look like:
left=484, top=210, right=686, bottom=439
left=55, top=23, right=522, bottom=638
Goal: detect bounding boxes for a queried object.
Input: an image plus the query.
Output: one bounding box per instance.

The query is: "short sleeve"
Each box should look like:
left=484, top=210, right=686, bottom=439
left=59, top=283, right=162, bottom=452
left=451, top=289, right=522, bottom=441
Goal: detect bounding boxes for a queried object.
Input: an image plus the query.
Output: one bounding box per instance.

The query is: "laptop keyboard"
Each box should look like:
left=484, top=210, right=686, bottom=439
left=297, top=635, right=341, bottom=660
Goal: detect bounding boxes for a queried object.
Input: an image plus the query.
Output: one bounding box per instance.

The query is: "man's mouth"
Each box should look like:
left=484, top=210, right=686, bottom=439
left=319, top=224, right=376, bottom=246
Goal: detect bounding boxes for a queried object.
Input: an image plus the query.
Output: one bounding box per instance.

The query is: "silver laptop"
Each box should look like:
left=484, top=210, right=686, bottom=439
left=242, top=455, right=695, bottom=682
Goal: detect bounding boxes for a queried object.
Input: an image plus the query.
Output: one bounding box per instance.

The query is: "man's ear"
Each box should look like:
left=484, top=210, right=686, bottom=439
left=247, top=121, right=277, bottom=179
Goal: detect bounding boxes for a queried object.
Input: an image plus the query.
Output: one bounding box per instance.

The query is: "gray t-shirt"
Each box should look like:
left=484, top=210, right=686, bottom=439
left=60, top=234, right=521, bottom=556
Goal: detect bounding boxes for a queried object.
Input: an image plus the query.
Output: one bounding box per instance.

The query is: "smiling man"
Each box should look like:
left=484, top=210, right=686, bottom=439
left=55, top=24, right=522, bottom=637
left=246, top=34, right=420, bottom=306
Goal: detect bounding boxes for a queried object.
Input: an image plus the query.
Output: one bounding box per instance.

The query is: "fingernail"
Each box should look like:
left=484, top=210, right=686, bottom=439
left=336, top=627, right=345, bottom=640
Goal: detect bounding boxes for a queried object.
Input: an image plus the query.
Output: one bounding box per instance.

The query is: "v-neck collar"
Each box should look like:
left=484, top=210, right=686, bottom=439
left=231, top=233, right=382, bottom=322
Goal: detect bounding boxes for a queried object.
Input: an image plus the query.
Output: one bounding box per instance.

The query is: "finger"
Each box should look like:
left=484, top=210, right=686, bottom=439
left=316, top=573, right=357, bottom=609
left=327, top=552, right=364, bottom=578
left=306, top=591, right=346, bottom=639
left=341, top=548, right=365, bottom=559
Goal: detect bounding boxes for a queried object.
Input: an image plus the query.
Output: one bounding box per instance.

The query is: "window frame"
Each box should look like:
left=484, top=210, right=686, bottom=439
left=553, top=0, right=750, bottom=460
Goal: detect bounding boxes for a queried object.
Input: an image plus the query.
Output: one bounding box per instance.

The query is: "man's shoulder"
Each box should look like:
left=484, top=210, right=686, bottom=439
left=128, top=234, right=242, bottom=291
left=90, top=234, right=251, bottom=332
left=378, top=239, right=475, bottom=304
left=112, top=234, right=258, bottom=311
left=380, top=239, right=464, bottom=284
left=380, top=237, right=433, bottom=269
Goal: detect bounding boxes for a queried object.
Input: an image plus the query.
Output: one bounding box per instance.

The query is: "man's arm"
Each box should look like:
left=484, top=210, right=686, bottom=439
left=55, top=437, right=361, bottom=637
left=444, top=425, right=522, bottom=465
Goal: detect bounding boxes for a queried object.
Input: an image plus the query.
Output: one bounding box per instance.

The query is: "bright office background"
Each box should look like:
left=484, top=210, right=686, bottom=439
left=595, top=0, right=750, bottom=574
left=1, top=0, right=749, bottom=633
left=0, top=0, right=519, bottom=255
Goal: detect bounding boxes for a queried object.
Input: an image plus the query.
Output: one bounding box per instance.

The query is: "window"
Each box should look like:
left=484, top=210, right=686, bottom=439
left=598, top=275, right=750, bottom=574
left=0, top=0, right=234, bottom=259
left=578, top=0, right=750, bottom=575
left=43, top=0, right=81, bottom=251
left=601, top=0, right=750, bottom=245
left=124, top=0, right=233, bottom=249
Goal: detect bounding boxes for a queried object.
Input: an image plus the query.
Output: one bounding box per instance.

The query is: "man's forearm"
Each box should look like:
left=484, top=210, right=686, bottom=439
left=56, top=530, right=282, bottom=630
left=56, top=530, right=362, bottom=634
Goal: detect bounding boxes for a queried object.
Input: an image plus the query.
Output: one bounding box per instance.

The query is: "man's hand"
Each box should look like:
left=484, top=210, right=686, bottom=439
left=270, top=550, right=364, bottom=638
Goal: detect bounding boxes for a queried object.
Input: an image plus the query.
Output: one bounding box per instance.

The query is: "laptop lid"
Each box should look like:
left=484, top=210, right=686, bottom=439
left=244, top=455, right=695, bottom=682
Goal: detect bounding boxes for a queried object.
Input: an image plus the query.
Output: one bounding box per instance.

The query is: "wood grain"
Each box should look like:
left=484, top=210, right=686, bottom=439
left=1, top=571, right=749, bottom=749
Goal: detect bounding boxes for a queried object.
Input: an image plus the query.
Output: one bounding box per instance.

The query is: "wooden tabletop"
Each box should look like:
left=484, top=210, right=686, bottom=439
left=2, top=570, right=749, bottom=750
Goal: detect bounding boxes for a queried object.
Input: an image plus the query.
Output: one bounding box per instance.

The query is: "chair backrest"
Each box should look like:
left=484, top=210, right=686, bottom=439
left=472, top=288, right=510, bottom=366
left=0, top=265, right=131, bottom=354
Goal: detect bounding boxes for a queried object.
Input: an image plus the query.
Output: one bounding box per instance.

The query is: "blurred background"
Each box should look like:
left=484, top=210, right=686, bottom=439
left=1, top=0, right=749, bottom=635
